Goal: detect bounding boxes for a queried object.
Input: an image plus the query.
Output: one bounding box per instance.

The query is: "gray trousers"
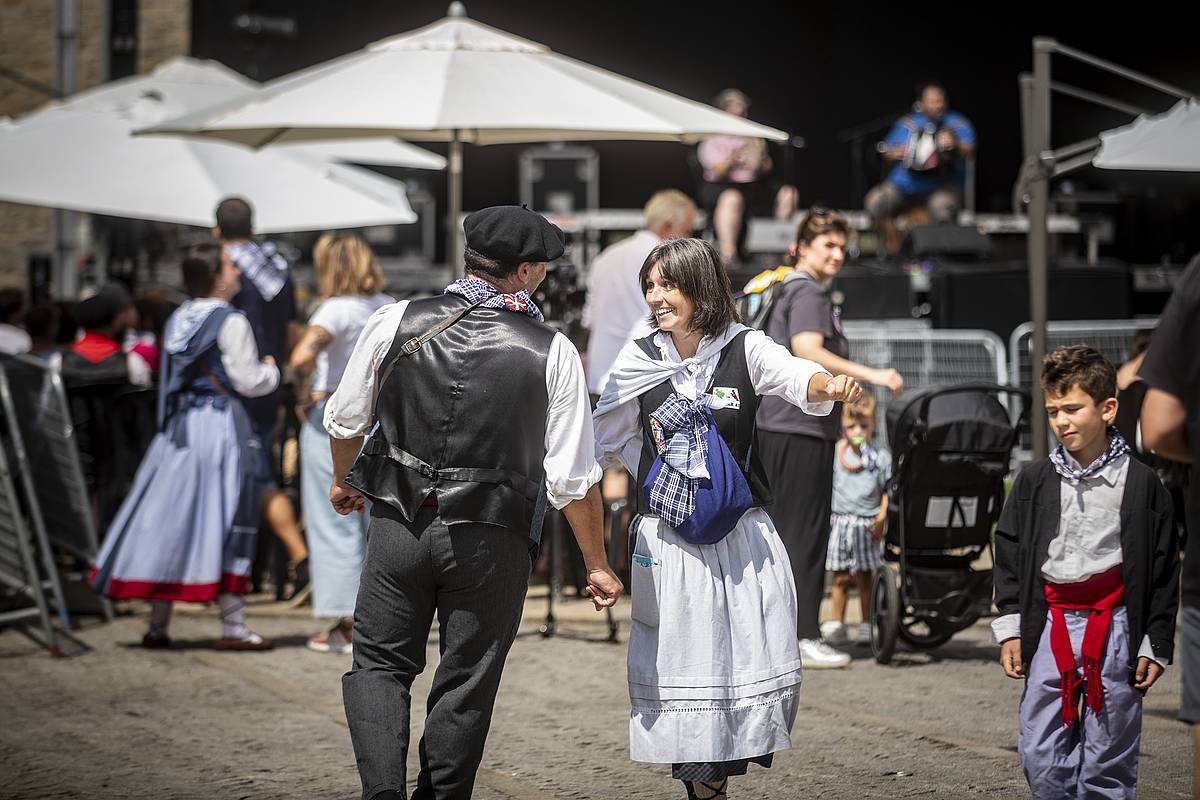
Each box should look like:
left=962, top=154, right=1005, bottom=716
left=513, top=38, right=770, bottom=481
left=343, top=504, right=532, bottom=800
left=1019, top=607, right=1142, bottom=799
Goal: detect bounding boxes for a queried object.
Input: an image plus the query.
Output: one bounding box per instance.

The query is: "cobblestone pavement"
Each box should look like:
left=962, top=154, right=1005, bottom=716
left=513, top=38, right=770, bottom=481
left=0, top=591, right=1191, bottom=799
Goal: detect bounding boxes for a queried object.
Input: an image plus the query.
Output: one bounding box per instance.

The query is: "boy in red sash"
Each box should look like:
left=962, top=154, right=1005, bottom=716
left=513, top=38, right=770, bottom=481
left=993, top=345, right=1180, bottom=799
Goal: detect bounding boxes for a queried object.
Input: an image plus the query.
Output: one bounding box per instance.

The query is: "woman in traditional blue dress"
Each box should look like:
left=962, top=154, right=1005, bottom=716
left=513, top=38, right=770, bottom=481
left=594, top=238, right=862, bottom=800
left=90, top=243, right=280, bottom=650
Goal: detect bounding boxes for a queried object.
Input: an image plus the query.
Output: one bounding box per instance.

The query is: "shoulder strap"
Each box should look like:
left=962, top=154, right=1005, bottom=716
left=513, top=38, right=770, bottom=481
left=753, top=270, right=812, bottom=330
left=373, top=297, right=487, bottom=419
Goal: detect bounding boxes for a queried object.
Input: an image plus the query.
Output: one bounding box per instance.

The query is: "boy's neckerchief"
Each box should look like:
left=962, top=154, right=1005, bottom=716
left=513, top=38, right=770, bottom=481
left=1049, top=427, right=1130, bottom=486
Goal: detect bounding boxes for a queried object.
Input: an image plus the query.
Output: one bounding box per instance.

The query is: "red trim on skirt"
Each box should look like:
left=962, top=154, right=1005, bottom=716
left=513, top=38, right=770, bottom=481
left=91, top=566, right=250, bottom=602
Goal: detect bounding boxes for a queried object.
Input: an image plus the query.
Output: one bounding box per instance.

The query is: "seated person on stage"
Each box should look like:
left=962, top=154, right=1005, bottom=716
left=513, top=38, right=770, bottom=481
left=865, top=82, right=976, bottom=252
left=697, top=88, right=798, bottom=263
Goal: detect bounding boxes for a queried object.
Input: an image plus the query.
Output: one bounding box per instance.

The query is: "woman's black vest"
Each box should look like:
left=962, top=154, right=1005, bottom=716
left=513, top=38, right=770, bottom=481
left=634, top=330, right=772, bottom=515
left=345, top=293, right=556, bottom=541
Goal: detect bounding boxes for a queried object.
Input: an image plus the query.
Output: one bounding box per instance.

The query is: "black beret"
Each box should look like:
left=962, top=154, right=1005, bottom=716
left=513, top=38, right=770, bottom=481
left=463, top=205, right=565, bottom=263
left=74, top=283, right=132, bottom=330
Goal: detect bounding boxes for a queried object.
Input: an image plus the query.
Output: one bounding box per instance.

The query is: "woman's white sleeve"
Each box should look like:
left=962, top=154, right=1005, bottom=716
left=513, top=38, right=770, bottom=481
left=217, top=313, right=279, bottom=398
left=743, top=329, right=834, bottom=416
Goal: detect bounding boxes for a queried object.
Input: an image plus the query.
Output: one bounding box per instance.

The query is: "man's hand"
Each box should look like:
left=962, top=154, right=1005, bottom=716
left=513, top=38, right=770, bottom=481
left=883, top=144, right=907, bottom=161
left=1000, top=638, right=1024, bottom=679
left=1134, top=656, right=1164, bottom=691
left=820, top=374, right=864, bottom=404
left=584, top=566, right=624, bottom=611
left=936, top=129, right=957, bottom=151
left=330, top=481, right=365, bottom=516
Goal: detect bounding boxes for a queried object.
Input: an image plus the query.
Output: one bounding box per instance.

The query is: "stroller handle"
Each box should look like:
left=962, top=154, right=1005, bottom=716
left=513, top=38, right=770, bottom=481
left=894, top=382, right=1031, bottom=439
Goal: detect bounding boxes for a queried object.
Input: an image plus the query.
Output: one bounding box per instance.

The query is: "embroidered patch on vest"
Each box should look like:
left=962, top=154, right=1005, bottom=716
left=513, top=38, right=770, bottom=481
left=709, top=387, right=742, bottom=410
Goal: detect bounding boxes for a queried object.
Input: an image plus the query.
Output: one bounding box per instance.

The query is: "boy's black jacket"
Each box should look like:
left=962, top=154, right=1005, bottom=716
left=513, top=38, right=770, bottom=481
left=993, top=457, right=1180, bottom=676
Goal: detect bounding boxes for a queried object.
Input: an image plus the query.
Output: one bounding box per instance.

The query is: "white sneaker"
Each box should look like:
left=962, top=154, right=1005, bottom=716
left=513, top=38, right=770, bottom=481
left=819, top=620, right=848, bottom=646
left=855, top=622, right=872, bottom=645
left=799, top=638, right=851, bottom=669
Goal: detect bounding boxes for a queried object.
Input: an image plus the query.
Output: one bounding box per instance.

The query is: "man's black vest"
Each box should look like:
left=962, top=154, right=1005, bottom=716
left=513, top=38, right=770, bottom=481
left=634, top=330, right=772, bottom=515
left=346, top=293, right=556, bottom=539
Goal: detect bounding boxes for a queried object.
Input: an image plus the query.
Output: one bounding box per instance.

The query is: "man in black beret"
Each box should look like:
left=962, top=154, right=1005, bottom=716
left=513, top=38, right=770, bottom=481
left=324, top=205, right=622, bottom=800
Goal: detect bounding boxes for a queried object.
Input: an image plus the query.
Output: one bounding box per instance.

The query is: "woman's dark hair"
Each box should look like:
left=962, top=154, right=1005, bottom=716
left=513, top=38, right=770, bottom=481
left=463, top=246, right=520, bottom=282
left=638, top=238, right=738, bottom=338
left=1041, top=345, right=1117, bottom=404
left=183, top=243, right=223, bottom=298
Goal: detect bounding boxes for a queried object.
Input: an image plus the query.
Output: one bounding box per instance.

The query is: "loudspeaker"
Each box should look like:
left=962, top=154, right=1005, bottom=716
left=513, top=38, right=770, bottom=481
left=832, top=260, right=913, bottom=320
left=929, top=258, right=1131, bottom=340
left=904, top=224, right=991, bottom=260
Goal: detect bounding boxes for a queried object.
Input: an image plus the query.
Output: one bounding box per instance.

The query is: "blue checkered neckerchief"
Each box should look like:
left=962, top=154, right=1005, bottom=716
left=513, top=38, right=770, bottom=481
left=647, top=391, right=713, bottom=527
left=227, top=241, right=288, bottom=302
left=444, top=278, right=544, bottom=322
left=1050, top=428, right=1130, bottom=486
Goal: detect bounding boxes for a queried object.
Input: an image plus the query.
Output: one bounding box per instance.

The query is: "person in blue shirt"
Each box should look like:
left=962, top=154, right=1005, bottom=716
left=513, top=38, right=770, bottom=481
left=865, top=82, right=976, bottom=252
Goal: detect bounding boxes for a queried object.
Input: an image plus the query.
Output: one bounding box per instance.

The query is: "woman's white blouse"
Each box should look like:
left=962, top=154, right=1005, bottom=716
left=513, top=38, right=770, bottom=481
left=594, top=329, right=834, bottom=476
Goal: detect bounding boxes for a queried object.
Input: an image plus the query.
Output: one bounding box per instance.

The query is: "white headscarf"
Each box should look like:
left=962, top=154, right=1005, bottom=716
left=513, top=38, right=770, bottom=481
left=593, top=323, right=748, bottom=422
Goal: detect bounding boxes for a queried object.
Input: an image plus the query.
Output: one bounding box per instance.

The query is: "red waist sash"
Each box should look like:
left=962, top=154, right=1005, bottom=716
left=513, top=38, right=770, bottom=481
left=1043, top=565, right=1125, bottom=727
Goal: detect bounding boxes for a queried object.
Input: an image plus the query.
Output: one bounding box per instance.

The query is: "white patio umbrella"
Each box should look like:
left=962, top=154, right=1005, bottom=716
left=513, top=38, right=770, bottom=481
left=140, top=2, right=788, bottom=257
left=0, top=58, right=434, bottom=233
left=1093, top=99, right=1200, bottom=171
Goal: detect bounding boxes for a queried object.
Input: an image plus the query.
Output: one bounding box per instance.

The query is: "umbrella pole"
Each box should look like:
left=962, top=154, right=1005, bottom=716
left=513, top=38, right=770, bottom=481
left=448, top=129, right=463, bottom=274
left=1028, top=39, right=1053, bottom=459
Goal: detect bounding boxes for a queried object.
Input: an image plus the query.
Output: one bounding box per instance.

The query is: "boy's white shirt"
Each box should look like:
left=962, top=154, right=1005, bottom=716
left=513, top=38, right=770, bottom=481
left=991, top=450, right=1162, bottom=668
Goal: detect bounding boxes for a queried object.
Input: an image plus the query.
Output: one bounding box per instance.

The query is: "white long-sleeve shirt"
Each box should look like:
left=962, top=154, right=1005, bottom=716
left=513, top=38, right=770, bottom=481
left=582, top=230, right=659, bottom=394
left=594, top=328, right=834, bottom=477
left=990, top=452, right=1162, bottom=667
left=166, top=299, right=278, bottom=397
left=323, top=300, right=602, bottom=510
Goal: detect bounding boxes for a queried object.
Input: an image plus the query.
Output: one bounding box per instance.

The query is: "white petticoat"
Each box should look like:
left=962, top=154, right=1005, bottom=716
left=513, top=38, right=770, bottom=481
left=627, top=507, right=802, bottom=763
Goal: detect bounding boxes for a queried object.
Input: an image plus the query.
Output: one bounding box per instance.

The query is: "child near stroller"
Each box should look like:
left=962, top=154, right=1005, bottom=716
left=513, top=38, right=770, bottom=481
left=821, top=395, right=891, bottom=647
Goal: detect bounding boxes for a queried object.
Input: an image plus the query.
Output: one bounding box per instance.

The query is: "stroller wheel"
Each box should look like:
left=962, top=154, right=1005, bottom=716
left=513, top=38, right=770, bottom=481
left=871, top=565, right=900, bottom=664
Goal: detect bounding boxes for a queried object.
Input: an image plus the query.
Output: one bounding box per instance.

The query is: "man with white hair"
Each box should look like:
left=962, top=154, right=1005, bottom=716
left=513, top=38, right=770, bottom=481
left=582, top=189, right=697, bottom=397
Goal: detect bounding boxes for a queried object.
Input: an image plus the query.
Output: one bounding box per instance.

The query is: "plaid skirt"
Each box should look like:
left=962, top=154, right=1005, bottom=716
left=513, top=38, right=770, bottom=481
left=825, top=513, right=883, bottom=574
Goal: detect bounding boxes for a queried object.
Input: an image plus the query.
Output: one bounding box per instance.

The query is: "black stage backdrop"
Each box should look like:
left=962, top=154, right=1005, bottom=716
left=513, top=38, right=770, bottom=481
left=192, top=2, right=1200, bottom=264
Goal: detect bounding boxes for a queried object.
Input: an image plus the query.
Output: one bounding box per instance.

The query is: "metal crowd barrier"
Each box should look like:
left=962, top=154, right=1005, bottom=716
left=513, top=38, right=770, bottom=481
left=1008, top=319, right=1159, bottom=390
left=0, top=353, right=113, bottom=626
left=844, top=326, right=1009, bottom=440
left=0, top=363, right=66, bottom=652
left=1008, top=319, right=1158, bottom=453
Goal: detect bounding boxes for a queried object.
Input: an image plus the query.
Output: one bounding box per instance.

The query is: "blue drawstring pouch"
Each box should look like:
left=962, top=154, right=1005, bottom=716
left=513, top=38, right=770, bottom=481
left=643, top=406, right=753, bottom=545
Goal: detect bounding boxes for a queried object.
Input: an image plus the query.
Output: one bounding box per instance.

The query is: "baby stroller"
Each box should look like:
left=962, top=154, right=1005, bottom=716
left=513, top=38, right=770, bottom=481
left=870, top=383, right=1022, bottom=664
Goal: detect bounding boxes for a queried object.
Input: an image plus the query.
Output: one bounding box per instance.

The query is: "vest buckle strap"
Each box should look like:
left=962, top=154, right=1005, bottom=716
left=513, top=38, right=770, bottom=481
left=400, top=337, right=422, bottom=355
left=417, top=463, right=437, bottom=479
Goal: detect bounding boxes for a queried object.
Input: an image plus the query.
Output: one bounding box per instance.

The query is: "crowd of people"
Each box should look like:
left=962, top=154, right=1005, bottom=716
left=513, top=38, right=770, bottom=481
left=0, top=117, right=1194, bottom=797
